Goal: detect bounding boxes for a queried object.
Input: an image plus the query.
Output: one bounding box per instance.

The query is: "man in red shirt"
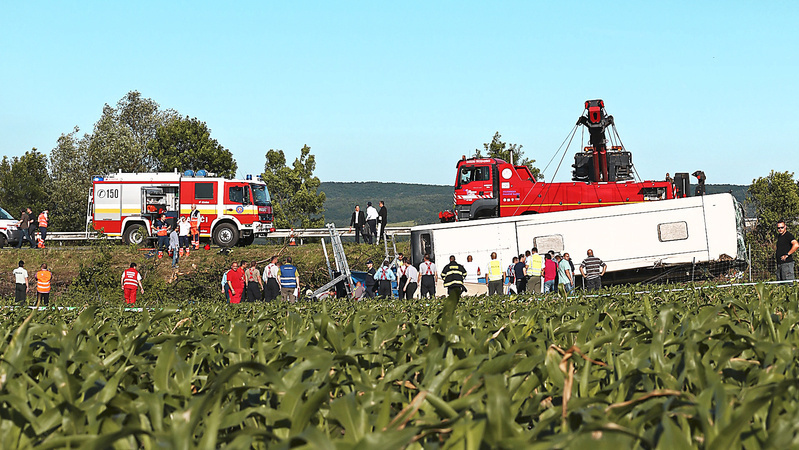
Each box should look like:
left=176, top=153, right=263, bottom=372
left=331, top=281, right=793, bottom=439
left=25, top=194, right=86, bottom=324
left=121, top=263, right=144, bottom=304
left=226, top=261, right=245, bottom=304
left=543, top=253, right=558, bottom=294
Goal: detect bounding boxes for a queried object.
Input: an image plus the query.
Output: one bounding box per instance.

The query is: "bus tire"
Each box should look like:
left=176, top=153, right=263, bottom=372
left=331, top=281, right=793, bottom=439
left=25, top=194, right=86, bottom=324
left=213, top=223, right=238, bottom=248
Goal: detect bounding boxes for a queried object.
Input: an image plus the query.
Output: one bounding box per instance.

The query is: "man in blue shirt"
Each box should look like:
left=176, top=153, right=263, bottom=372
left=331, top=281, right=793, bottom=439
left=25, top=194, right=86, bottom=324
left=373, top=260, right=396, bottom=298
left=279, top=256, right=300, bottom=303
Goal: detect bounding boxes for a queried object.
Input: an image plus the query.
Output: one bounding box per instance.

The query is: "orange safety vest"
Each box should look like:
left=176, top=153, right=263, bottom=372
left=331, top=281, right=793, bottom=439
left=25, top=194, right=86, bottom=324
left=156, top=221, right=168, bottom=236
left=36, top=269, right=51, bottom=293
left=38, top=213, right=48, bottom=228
left=190, top=217, right=199, bottom=233
left=122, top=268, right=140, bottom=289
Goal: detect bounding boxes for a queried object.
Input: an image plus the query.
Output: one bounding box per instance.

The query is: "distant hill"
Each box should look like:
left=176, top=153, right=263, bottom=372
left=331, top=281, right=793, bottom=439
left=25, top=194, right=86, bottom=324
left=318, top=182, right=753, bottom=228
left=320, top=182, right=452, bottom=227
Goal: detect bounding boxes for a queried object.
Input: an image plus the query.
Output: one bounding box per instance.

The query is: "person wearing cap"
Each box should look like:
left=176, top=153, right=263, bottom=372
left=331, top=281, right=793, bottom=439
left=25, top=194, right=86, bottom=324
left=365, top=202, right=379, bottom=245
left=363, top=260, right=377, bottom=298
left=373, top=260, right=396, bottom=298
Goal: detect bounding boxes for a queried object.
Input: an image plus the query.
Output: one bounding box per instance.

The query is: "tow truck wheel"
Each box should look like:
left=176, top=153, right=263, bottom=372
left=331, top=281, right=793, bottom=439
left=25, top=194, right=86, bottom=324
left=123, top=224, right=146, bottom=246
left=213, top=223, right=238, bottom=248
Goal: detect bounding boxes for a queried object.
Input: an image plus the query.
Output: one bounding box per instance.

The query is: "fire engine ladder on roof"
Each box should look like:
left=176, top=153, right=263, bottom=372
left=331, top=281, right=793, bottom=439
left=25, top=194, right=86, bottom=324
left=312, top=223, right=355, bottom=300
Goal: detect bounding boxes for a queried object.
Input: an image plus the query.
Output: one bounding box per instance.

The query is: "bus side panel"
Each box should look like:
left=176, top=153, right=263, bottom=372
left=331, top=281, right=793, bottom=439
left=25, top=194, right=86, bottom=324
left=701, top=195, right=739, bottom=260
left=432, top=223, right=517, bottom=273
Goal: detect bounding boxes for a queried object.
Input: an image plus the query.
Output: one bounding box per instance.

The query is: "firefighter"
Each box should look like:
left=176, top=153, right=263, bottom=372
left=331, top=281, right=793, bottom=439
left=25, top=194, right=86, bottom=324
left=189, top=205, right=202, bottom=250
left=154, top=213, right=169, bottom=258
left=37, top=209, right=48, bottom=249
left=418, top=254, right=437, bottom=299
left=441, top=255, right=467, bottom=298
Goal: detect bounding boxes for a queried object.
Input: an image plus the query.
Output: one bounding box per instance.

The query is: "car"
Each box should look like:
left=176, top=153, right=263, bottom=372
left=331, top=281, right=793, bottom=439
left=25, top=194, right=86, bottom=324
left=0, top=207, right=22, bottom=248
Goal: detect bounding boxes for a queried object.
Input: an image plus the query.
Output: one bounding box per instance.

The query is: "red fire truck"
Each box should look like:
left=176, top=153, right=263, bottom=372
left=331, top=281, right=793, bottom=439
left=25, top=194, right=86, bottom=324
left=446, top=99, right=690, bottom=221
left=90, top=170, right=274, bottom=247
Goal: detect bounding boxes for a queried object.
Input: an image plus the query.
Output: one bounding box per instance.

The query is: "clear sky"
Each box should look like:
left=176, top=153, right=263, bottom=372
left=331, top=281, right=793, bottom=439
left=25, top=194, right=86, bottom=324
left=2, top=2, right=797, bottom=186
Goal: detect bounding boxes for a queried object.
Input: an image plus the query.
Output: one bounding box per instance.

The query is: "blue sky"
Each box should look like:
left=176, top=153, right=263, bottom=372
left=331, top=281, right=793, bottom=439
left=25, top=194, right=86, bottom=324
left=1, top=2, right=797, bottom=186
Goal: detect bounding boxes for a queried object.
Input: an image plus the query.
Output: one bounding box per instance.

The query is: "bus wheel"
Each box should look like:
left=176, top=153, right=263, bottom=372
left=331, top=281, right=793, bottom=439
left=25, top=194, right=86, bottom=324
left=213, top=223, right=239, bottom=248
left=123, top=224, right=146, bottom=246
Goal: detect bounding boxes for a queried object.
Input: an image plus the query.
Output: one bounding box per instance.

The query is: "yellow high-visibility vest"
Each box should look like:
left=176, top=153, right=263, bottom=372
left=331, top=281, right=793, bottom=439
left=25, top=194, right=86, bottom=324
left=529, top=254, right=544, bottom=276
left=487, top=260, right=503, bottom=281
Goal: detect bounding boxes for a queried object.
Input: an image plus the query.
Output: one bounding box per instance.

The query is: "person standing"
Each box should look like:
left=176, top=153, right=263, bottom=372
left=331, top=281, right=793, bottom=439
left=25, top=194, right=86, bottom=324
left=37, top=209, right=48, bottom=248
left=154, top=213, right=170, bottom=258
left=168, top=227, right=180, bottom=268
left=506, top=256, right=518, bottom=295
left=396, top=258, right=409, bottom=299
left=363, top=260, right=377, bottom=298
left=441, top=255, right=467, bottom=297
left=365, top=202, right=379, bottom=244
left=556, top=254, right=574, bottom=293
left=13, top=260, right=28, bottom=305
left=776, top=220, right=799, bottom=281
left=418, top=254, right=437, bottom=299
left=178, top=216, right=190, bottom=257
left=226, top=261, right=245, bottom=304
left=121, top=263, right=143, bottom=304
left=514, top=255, right=527, bottom=294
left=485, top=252, right=504, bottom=296
left=403, top=258, right=419, bottom=299
left=26, top=208, right=36, bottom=248
left=348, top=205, right=368, bottom=244
left=527, top=247, right=544, bottom=294
left=245, top=260, right=263, bottom=302
left=189, top=205, right=202, bottom=251
left=262, top=256, right=281, bottom=301
left=463, top=255, right=481, bottom=284
left=16, top=208, right=35, bottom=249
left=279, top=256, right=300, bottom=303
left=221, top=270, right=229, bottom=300
left=377, top=201, right=388, bottom=244
left=374, top=260, right=396, bottom=298
left=543, top=253, right=558, bottom=293
left=36, top=263, right=52, bottom=306
left=580, top=249, right=607, bottom=291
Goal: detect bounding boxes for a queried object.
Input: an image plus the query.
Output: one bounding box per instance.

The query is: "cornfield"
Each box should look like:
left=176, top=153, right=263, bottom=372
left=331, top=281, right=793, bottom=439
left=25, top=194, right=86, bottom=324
left=1, top=283, right=798, bottom=448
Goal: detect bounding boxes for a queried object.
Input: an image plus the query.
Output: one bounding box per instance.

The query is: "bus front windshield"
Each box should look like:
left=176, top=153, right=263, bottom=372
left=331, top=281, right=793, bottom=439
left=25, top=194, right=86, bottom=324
left=250, top=184, right=271, bottom=206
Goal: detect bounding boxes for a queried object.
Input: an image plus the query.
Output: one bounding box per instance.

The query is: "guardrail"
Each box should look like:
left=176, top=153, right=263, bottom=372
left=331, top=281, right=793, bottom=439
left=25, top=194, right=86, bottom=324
left=42, top=227, right=412, bottom=242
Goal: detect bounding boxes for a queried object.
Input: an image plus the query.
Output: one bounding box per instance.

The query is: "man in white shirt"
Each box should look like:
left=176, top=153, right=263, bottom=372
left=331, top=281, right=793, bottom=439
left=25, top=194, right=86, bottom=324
left=12, top=260, right=28, bottom=305
left=365, top=202, right=379, bottom=245
left=262, top=255, right=281, bottom=301
left=463, top=254, right=481, bottom=284
left=178, top=216, right=191, bottom=256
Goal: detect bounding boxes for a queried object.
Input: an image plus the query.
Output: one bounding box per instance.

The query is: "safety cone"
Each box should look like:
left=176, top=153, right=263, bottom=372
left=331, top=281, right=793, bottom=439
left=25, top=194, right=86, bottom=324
left=289, top=237, right=297, bottom=246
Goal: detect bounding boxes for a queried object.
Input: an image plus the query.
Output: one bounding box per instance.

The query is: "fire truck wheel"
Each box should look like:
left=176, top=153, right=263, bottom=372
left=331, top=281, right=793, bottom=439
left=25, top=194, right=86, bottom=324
left=213, top=223, right=239, bottom=248
left=123, top=224, right=147, bottom=246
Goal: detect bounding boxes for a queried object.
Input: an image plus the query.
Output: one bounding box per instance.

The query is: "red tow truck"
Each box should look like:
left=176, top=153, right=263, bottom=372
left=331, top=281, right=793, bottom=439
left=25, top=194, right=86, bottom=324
left=444, top=100, right=690, bottom=222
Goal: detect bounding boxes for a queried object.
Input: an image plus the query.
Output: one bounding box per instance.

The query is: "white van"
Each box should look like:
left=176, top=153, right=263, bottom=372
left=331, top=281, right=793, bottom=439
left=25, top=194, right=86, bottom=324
left=0, top=208, right=22, bottom=248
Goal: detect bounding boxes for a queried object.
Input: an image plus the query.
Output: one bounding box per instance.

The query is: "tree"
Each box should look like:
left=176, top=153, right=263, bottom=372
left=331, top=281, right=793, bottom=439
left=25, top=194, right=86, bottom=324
left=148, top=117, right=237, bottom=178
left=748, top=171, right=799, bottom=242
left=473, top=132, right=541, bottom=180
left=261, top=145, right=326, bottom=228
left=49, top=128, right=92, bottom=231
left=0, top=149, right=51, bottom=219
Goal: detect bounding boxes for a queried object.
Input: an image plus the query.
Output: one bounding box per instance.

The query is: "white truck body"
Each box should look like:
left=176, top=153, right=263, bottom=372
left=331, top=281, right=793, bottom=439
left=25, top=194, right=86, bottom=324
left=410, top=193, right=745, bottom=285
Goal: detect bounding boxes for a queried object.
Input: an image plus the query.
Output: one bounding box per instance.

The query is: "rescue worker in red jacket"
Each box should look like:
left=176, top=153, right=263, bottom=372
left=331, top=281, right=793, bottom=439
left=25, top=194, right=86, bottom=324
left=154, top=213, right=169, bottom=258
left=189, top=205, right=202, bottom=250
left=121, top=263, right=144, bottom=304
left=37, top=209, right=48, bottom=248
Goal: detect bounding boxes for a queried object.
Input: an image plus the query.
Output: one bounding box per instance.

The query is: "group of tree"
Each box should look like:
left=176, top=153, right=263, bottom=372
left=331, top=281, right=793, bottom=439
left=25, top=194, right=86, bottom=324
left=0, top=92, right=243, bottom=231
left=747, top=171, right=799, bottom=243
left=473, top=132, right=542, bottom=180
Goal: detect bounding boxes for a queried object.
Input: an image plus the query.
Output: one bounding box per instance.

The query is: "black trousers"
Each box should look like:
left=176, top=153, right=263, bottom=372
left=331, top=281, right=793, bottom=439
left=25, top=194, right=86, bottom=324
left=516, top=278, right=527, bottom=294
left=246, top=281, right=262, bottom=302
left=405, top=282, right=417, bottom=299
left=39, top=227, right=47, bottom=241
left=364, top=283, right=376, bottom=298
left=397, top=276, right=407, bottom=299
left=420, top=275, right=436, bottom=298
left=378, top=280, right=392, bottom=298
left=264, top=278, right=280, bottom=301
left=15, top=283, right=26, bottom=305
left=585, top=277, right=602, bottom=291
left=353, top=224, right=364, bottom=243
left=37, top=292, right=49, bottom=306
left=367, top=219, right=377, bottom=242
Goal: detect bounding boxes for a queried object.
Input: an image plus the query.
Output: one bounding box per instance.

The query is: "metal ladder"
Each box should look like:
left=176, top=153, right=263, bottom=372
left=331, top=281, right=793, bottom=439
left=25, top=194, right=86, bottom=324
left=312, top=223, right=355, bottom=299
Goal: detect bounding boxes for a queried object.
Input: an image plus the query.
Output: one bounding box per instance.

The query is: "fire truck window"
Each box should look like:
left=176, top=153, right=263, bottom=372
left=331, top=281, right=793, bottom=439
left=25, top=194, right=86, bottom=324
left=229, top=186, right=245, bottom=204
left=459, top=166, right=490, bottom=186
left=195, top=183, right=214, bottom=200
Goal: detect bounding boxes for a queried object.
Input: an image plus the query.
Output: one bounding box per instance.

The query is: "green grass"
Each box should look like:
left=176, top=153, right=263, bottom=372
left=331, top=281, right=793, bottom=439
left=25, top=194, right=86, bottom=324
left=0, top=283, right=797, bottom=447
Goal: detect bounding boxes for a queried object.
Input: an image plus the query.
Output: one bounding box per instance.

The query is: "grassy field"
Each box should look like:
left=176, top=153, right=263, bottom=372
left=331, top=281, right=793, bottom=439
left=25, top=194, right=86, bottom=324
left=0, top=281, right=797, bottom=447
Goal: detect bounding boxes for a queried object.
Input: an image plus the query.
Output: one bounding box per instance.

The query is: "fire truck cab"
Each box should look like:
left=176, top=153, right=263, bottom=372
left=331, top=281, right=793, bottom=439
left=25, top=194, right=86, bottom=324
left=90, top=170, right=274, bottom=247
